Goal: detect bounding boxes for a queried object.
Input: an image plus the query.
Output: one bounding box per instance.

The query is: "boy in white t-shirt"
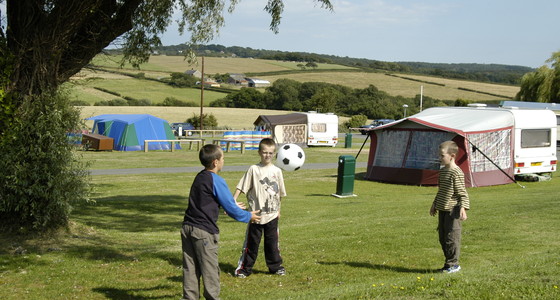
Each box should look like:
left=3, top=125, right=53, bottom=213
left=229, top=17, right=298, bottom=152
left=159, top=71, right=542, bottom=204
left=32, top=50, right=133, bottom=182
left=234, top=138, right=287, bottom=278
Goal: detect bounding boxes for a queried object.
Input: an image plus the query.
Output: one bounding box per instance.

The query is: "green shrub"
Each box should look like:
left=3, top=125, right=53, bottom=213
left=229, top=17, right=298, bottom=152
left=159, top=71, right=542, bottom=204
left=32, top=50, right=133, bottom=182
left=344, top=114, right=368, bottom=129
left=94, top=98, right=129, bottom=106
left=0, top=91, right=90, bottom=232
left=187, top=113, right=218, bottom=129
left=158, top=97, right=197, bottom=107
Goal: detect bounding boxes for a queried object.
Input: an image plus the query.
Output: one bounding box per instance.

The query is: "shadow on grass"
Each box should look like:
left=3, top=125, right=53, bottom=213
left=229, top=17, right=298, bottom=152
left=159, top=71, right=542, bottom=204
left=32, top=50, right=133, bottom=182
left=92, top=284, right=174, bottom=300
left=0, top=194, right=188, bottom=272
left=72, top=194, right=186, bottom=232
left=317, top=261, right=434, bottom=273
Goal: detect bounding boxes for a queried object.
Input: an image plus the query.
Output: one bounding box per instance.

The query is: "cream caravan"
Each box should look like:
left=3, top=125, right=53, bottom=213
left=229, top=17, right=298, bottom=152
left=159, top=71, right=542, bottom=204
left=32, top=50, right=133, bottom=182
left=254, top=112, right=339, bottom=147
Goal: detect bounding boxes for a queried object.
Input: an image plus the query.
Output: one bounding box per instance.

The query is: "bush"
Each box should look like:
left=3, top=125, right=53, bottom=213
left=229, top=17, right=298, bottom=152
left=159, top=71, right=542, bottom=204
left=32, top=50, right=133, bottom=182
left=167, top=72, right=197, bottom=88
left=94, top=98, right=129, bottom=106
left=69, top=100, right=90, bottom=106
left=454, top=98, right=471, bottom=107
left=158, top=97, right=197, bottom=107
left=0, top=91, right=90, bottom=232
left=93, top=86, right=121, bottom=97
left=123, top=96, right=151, bottom=106
left=344, top=114, right=368, bottom=129
left=187, top=113, right=218, bottom=129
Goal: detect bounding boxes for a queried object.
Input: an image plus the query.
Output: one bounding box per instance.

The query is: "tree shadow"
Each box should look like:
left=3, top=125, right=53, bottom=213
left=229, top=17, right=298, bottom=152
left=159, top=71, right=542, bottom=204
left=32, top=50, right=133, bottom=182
left=72, top=194, right=186, bottom=233
left=218, top=262, right=271, bottom=276
left=92, top=284, right=175, bottom=300
left=317, top=261, right=435, bottom=273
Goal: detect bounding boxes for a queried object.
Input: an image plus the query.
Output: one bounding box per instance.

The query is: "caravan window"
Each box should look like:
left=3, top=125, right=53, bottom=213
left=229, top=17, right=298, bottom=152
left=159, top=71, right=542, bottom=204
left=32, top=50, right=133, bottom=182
left=521, top=129, right=551, bottom=148
left=311, top=123, right=327, bottom=133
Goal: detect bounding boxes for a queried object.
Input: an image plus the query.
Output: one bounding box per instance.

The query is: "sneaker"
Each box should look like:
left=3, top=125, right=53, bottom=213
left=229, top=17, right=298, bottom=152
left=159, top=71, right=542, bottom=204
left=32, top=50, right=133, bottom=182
left=274, top=268, right=286, bottom=276
left=440, top=265, right=461, bottom=273
left=235, top=273, right=247, bottom=278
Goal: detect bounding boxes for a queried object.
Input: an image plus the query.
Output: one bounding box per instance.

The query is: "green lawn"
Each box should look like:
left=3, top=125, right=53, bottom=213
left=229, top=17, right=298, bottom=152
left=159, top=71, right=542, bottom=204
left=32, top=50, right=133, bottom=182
left=1, top=143, right=559, bottom=299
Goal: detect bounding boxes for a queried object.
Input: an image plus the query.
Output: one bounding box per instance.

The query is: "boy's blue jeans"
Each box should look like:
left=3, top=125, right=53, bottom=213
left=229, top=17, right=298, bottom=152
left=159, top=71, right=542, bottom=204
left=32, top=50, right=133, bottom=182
left=437, top=208, right=462, bottom=268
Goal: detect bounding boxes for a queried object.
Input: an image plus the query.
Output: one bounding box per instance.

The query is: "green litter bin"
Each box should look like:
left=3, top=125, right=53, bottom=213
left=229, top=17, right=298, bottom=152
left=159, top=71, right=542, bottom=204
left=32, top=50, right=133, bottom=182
left=335, top=155, right=355, bottom=196
left=344, top=133, right=352, bottom=148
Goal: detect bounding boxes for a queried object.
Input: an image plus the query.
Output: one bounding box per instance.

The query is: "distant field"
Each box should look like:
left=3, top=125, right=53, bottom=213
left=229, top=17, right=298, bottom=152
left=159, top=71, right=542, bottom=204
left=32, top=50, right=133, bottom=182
left=91, top=55, right=356, bottom=74
left=74, top=55, right=520, bottom=104
left=260, top=72, right=519, bottom=101
left=66, top=69, right=226, bottom=105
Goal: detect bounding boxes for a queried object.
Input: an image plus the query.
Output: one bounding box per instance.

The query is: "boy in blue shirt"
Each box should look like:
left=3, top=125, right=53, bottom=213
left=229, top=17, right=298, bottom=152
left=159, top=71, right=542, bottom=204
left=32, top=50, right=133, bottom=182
left=182, top=144, right=261, bottom=300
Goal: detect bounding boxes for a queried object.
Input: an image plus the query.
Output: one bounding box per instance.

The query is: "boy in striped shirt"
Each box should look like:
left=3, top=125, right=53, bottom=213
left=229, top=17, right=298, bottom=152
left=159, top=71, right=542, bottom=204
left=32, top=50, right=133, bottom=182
left=429, top=141, right=470, bottom=273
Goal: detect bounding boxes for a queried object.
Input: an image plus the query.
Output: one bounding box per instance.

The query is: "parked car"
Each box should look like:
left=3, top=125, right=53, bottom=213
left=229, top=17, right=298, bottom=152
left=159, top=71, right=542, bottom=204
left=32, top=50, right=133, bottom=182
left=359, top=119, right=396, bottom=135
left=170, top=122, right=195, bottom=136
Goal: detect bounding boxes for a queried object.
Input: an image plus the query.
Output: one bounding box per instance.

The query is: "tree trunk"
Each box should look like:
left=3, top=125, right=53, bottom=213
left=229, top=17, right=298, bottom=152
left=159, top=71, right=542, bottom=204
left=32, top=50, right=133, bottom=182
left=6, top=0, right=141, bottom=97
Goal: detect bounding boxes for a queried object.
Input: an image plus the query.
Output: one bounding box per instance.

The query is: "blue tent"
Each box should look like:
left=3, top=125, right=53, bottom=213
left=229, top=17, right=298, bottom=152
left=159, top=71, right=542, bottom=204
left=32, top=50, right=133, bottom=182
left=87, top=114, right=180, bottom=151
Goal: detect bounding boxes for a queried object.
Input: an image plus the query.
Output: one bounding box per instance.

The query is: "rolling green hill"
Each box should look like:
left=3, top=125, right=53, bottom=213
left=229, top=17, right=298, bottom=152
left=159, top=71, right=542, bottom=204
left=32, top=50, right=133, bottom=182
left=68, top=55, right=519, bottom=107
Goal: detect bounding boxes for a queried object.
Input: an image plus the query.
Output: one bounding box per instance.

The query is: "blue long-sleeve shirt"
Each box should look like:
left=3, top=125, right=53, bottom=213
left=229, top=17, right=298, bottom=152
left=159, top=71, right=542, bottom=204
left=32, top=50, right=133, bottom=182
left=183, top=170, right=251, bottom=234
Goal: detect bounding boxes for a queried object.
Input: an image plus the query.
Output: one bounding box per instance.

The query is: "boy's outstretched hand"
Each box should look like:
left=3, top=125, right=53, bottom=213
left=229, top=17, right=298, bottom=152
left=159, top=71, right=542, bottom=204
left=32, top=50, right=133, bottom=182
left=429, top=203, right=436, bottom=216
left=459, top=207, right=468, bottom=221
left=250, top=210, right=261, bottom=223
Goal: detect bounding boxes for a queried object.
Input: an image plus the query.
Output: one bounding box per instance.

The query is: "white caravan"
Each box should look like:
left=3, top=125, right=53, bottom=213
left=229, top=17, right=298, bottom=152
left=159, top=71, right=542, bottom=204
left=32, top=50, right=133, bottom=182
left=305, top=112, right=339, bottom=147
left=508, top=108, right=557, bottom=175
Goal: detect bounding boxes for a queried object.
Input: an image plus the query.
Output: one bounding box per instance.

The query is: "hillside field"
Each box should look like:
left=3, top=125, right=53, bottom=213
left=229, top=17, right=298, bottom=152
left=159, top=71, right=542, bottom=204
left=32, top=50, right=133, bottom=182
left=67, top=55, right=520, bottom=105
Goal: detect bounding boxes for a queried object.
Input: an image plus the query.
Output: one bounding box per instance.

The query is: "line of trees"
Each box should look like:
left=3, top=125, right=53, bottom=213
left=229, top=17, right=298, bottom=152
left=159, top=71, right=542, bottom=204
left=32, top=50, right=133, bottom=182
left=210, top=79, right=448, bottom=120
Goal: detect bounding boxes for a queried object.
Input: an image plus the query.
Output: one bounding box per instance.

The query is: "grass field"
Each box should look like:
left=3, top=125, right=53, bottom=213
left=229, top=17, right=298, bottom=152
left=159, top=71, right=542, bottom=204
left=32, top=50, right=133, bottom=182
left=66, top=70, right=227, bottom=105
left=91, top=55, right=357, bottom=74
left=1, top=143, right=559, bottom=299
left=70, top=55, right=520, bottom=105
left=260, top=72, right=519, bottom=101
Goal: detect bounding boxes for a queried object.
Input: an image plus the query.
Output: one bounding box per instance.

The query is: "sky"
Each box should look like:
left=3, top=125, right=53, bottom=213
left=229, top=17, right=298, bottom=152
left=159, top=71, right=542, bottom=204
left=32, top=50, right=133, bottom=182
left=159, top=0, right=560, bottom=68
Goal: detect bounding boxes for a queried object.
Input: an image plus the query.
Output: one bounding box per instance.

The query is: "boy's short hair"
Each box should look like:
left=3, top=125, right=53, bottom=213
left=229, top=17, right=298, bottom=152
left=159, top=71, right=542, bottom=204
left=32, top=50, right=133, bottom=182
left=199, top=144, right=222, bottom=168
left=440, top=141, right=459, bottom=155
left=258, top=138, right=276, bottom=152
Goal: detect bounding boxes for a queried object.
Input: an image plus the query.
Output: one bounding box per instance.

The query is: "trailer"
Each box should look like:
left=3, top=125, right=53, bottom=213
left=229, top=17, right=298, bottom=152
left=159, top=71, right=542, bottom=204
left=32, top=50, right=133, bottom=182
left=305, top=112, right=339, bottom=147
left=253, top=112, right=339, bottom=147
left=509, top=109, right=557, bottom=175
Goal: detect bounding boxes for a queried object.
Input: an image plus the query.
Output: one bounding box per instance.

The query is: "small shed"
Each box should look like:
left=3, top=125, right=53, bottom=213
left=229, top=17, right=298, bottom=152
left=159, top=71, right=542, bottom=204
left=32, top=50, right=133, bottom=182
left=227, top=73, right=248, bottom=86
left=246, top=78, right=271, bottom=88
left=184, top=69, right=202, bottom=78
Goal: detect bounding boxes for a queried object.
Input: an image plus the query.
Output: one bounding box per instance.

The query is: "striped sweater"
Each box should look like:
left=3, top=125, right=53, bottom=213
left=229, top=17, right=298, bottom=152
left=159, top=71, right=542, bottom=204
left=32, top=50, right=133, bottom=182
left=433, top=166, right=470, bottom=212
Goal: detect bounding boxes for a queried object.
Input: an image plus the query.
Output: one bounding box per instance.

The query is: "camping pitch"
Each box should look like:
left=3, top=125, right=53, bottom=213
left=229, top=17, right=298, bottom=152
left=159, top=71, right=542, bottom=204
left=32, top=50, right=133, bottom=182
left=87, top=114, right=178, bottom=151
left=365, top=107, right=557, bottom=187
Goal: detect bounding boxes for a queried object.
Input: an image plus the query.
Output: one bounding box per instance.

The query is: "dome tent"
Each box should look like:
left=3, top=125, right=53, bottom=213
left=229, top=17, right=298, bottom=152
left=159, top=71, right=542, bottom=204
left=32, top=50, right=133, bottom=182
left=87, top=114, right=179, bottom=151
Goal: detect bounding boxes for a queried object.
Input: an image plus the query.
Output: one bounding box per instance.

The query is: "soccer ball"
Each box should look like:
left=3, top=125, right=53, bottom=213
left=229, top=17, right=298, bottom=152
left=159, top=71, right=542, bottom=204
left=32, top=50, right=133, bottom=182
left=275, top=144, right=305, bottom=171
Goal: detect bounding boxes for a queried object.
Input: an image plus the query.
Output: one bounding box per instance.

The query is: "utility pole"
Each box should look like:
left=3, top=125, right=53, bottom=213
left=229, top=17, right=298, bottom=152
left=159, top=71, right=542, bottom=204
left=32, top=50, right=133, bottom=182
left=200, top=56, right=204, bottom=137
left=420, top=85, right=423, bottom=111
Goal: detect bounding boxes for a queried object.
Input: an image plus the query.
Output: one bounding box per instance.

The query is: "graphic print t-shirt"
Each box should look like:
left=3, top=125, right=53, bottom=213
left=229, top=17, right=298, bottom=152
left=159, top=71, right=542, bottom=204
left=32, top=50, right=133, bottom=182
left=236, top=163, right=287, bottom=224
